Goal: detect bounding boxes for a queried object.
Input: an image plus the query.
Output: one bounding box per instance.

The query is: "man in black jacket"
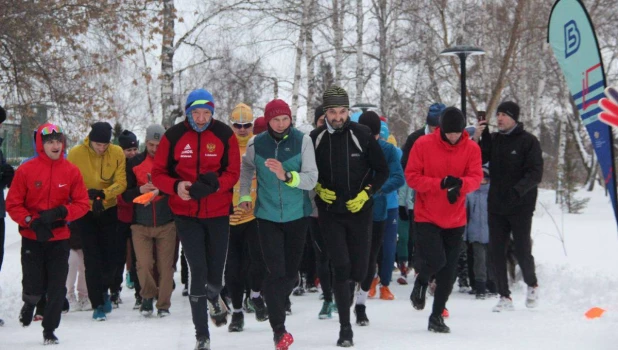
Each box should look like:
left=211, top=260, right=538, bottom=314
left=480, top=101, right=543, bottom=312
left=122, top=124, right=176, bottom=318
left=310, top=86, right=389, bottom=347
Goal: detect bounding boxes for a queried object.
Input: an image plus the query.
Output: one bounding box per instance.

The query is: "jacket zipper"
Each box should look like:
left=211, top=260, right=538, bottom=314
left=328, top=133, right=333, bottom=211
left=274, top=138, right=283, bottom=222
left=152, top=198, right=157, bottom=227
left=195, top=132, right=202, bottom=217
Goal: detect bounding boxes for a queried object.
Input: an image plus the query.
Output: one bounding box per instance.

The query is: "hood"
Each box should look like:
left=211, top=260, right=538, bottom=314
left=36, top=123, right=66, bottom=161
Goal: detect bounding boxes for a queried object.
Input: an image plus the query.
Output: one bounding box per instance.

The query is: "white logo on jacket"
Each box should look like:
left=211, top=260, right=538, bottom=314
left=181, top=144, right=193, bottom=158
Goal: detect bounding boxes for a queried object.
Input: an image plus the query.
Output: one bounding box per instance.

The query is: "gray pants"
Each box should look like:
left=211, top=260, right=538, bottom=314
left=471, top=242, right=493, bottom=283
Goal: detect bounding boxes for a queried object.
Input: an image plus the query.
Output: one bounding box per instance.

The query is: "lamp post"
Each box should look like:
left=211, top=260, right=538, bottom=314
left=440, top=45, right=485, bottom=118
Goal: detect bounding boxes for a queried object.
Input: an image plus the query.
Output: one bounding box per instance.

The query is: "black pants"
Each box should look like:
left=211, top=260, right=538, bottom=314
left=76, top=208, right=122, bottom=309
left=415, top=223, right=464, bottom=316
left=126, top=224, right=142, bottom=298
left=112, top=222, right=131, bottom=295
left=360, top=220, right=386, bottom=291
left=298, top=229, right=316, bottom=286
left=318, top=209, right=372, bottom=328
left=175, top=215, right=229, bottom=339
left=180, top=248, right=188, bottom=286
left=489, top=213, right=537, bottom=297
left=257, top=217, right=307, bottom=335
left=21, top=238, right=70, bottom=332
left=309, top=217, right=333, bottom=302
left=225, top=219, right=265, bottom=310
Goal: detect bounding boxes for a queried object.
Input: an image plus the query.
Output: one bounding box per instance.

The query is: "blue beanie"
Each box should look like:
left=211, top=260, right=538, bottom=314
left=427, top=103, right=446, bottom=127
left=185, top=89, right=215, bottom=132
left=380, top=121, right=389, bottom=140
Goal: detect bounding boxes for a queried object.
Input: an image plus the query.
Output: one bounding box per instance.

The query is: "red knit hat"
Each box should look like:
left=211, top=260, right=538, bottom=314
left=253, top=116, right=267, bottom=134
left=264, top=99, right=291, bottom=124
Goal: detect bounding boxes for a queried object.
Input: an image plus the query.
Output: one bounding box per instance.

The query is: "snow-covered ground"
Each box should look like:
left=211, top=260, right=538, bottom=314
left=1, top=188, right=617, bottom=349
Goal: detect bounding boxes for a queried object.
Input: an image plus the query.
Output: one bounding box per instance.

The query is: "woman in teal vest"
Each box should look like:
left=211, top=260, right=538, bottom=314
left=239, top=99, right=318, bottom=350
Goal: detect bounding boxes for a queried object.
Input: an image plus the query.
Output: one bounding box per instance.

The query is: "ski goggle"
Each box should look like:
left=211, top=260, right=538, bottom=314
left=232, top=123, right=253, bottom=129
left=40, top=124, right=63, bottom=136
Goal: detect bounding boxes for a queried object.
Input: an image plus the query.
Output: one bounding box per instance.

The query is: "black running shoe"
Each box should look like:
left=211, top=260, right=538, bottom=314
left=19, top=303, right=36, bottom=327
left=410, top=280, right=428, bottom=310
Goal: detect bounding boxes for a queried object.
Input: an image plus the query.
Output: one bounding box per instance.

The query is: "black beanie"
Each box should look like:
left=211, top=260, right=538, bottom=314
left=358, top=111, right=381, bottom=136
left=314, top=105, right=325, bottom=125
left=89, top=122, right=113, bottom=144
left=0, top=105, right=5, bottom=124
left=497, top=101, right=520, bottom=122
left=440, top=107, right=465, bottom=133
left=118, top=130, right=138, bottom=150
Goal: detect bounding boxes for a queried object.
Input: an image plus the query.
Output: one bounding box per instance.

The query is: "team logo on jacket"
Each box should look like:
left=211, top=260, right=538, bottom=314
left=181, top=144, right=193, bottom=158
left=205, top=143, right=218, bottom=157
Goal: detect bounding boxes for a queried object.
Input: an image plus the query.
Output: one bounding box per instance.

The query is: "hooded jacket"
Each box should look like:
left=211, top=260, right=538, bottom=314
left=405, top=128, right=483, bottom=229
left=465, top=183, right=490, bottom=243
left=373, top=139, right=405, bottom=221
left=67, top=136, right=127, bottom=210
left=151, top=118, right=240, bottom=218
left=6, top=123, right=90, bottom=241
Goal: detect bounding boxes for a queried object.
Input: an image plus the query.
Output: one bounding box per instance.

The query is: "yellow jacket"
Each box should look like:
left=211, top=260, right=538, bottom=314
left=67, top=137, right=127, bottom=210
left=231, top=134, right=257, bottom=226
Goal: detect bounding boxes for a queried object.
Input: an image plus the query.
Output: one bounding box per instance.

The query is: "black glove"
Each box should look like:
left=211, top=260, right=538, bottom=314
left=92, top=198, right=105, bottom=217
left=0, top=163, right=14, bottom=186
left=446, top=186, right=461, bottom=204
left=188, top=182, right=217, bottom=200
left=398, top=206, right=409, bottom=221
left=38, top=205, right=68, bottom=224
left=441, top=176, right=463, bottom=190
left=198, top=172, right=219, bottom=190
left=31, top=219, right=53, bottom=242
left=87, top=189, right=105, bottom=200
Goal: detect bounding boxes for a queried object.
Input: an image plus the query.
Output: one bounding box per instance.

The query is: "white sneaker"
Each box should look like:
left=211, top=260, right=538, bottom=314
left=67, top=294, right=79, bottom=312
left=492, top=296, right=514, bottom=312
left=525, top=286, right=539, bottom=308
left=78, top=297, right=92, bottom=311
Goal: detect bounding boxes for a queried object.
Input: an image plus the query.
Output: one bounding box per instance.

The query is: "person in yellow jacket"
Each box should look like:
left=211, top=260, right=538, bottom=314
left=67, top=121, right=127, bottom=321
left=225, top=103, right=268, bottom=332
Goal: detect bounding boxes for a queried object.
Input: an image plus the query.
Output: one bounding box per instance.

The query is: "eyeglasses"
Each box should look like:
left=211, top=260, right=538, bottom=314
left=233, top=123, right=253, bottom=129
left=41, top=124, right=63, bottom=135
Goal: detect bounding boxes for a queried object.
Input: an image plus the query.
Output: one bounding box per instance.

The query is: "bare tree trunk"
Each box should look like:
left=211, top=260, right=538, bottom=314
left=485, top=0, right=527, bottom=119
left=373, top=0, right=389, bottom=114
left=160, top=0, right=176, bottom=129
left=332, top=0, right=344, bottom=85
left=305, top=0, right=317, bottom=120
left=355, top=0, right=364, bottom=102
left=291, top=0, right=310, bottom=122
left=556, top=118, right=567, bottom=204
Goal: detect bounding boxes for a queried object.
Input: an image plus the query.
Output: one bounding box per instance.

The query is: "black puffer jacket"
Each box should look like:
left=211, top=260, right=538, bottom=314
left=480, top=123, right=543, bottom=216
left=310, top=121, right=389, bottom=214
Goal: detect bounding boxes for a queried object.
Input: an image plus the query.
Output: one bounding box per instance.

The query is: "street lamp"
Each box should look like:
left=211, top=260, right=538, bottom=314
left=440, top=45, right=485, bottom=118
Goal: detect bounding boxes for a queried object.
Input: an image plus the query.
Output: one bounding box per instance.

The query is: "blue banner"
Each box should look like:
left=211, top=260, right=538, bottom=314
left=548, top=0, right=618, bottom=227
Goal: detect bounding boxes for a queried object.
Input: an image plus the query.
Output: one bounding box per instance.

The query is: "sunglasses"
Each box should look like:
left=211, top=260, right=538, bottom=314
left=41, top=124, right=64, bottom=136
left=233, top=123, right=253, bottom=129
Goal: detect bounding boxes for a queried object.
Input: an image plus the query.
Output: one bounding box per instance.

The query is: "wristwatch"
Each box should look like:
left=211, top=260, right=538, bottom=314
left=284, top=172, right=292, bottom=183
left=25, top=215, right=32, bottom=224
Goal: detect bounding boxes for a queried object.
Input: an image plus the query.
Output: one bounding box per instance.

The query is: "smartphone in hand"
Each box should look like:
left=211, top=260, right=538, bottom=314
left=477, top=111, right=486, bottom=122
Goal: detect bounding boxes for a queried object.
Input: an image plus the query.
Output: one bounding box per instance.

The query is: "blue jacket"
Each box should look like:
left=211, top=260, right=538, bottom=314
left=386, top=148, right=403, bottom=209
left=240, top=128, right=318, bottom=223
left=373, top=139, right=404, bottom=221
left=464, top=183, right=490, bottom=243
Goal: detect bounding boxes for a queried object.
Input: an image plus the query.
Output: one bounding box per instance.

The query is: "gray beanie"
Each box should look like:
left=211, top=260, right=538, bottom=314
left=146, top=124, right=165, bottom=142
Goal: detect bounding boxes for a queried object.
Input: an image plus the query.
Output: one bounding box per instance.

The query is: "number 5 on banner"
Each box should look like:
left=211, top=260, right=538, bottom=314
left=599, top=86, right=618, bottom=128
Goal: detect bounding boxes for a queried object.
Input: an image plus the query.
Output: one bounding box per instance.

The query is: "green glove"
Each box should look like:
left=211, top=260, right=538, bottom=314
left=315, top=183, right=337, bottom=204
left=346, top=188, right=370, bottom=213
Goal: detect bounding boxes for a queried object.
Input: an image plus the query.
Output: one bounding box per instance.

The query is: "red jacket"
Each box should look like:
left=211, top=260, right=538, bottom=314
left=116, top=194, right=133, bottom=223
left=151, top=119, right=240, bottom=218
left=6, top=124, right=90, bottom=241
left=405, top=129, right=482, bottom=229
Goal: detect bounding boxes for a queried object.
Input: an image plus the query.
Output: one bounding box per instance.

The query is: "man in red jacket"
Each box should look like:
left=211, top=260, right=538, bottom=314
left=405, top=107, right=482, bottom=333
left=151, top=88, right=240, bottom=350
left=6, top=123, right=90, bottom=344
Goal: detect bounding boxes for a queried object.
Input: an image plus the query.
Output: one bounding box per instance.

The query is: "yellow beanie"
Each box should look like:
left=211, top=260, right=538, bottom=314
left=230, top=103, right=254, bottom=123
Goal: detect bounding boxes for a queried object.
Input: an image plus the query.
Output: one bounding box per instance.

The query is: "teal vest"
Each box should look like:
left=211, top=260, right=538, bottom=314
left=253, top=128, right=312, bottom=223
